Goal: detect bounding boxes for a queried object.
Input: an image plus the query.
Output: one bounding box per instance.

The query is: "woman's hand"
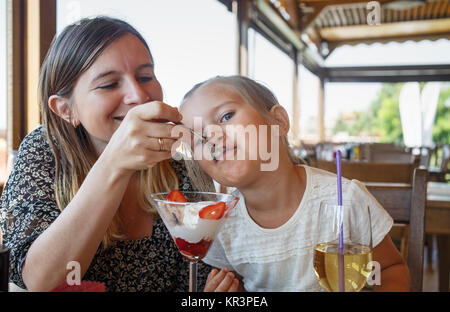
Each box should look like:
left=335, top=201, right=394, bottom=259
left=101, top=101, right=182, bottom=175
left=203, top=267, right=240, bottom=292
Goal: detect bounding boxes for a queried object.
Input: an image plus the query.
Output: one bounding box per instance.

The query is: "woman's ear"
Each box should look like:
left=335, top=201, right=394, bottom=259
left=48, top=95, right=79, bottom=127
left=269, top=105, right=290, bottom=136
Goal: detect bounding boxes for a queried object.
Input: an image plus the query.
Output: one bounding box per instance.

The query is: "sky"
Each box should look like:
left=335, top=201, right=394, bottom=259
left=1, top=0, right=450, bottom=139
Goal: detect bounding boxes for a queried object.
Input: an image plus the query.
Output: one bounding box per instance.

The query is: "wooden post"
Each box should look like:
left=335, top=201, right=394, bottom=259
left=6, top=0, right=25, bottom=152
left=7, top=0, right=56, bottom=150
left=233, top=0, right=250, bottom=76
left=25, top=0, right=56, bottom=134
left=292, top=49, right=300, bottom=143
left=318, top=76, right=326, bottom=142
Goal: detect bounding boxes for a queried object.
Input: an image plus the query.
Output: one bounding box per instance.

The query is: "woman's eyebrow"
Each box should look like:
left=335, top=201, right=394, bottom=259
left=90, top=63, right=154, bottom=85
left=91, top=70, right=117, bottom=85
left=137, top=63, right=154, bottom=71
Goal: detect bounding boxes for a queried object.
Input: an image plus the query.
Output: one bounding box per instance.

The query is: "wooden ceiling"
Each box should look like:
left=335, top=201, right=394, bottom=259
left=271, top=0, right=450, bottom=56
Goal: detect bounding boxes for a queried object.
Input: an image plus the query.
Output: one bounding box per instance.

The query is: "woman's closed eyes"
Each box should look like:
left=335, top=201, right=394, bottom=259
left=97, top=76, right=153, bottom=90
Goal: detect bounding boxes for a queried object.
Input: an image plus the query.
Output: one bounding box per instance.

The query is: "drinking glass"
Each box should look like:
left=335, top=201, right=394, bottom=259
left=150, top=191, right=239, bottom=292
left=313, top=200, right=373, bottom=292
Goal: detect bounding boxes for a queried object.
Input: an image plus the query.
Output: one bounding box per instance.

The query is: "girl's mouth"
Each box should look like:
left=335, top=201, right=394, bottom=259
left=212, top=146, right=237, bottom=162
left=113, top=116, right=125, bottom=122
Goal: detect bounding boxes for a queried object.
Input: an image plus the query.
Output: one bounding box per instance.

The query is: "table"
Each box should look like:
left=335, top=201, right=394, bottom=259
left=426, top=182, right=450, bottom=292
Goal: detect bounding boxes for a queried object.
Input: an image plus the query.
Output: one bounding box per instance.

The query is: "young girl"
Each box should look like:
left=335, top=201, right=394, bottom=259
left=180, top=76, right=411, bottom=292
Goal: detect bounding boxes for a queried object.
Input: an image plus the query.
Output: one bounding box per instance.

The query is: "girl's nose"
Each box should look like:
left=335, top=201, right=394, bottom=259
left=123, top=78, right=150, bottom=105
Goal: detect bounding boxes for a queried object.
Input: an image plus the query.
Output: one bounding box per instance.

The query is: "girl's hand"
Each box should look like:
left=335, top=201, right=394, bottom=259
left=203, top=267, right=240, bottom=292
left=101, top=101, right=182, bottom=175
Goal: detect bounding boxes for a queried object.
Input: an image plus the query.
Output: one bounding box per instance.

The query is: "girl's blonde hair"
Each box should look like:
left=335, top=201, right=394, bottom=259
left=39, top=16, right=178, bottom=248
left=182, top=75, right=305, bottom=166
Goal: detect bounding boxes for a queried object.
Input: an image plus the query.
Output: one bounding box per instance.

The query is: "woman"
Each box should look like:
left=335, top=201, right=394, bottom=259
left=0, top=16, right=228, bottom=292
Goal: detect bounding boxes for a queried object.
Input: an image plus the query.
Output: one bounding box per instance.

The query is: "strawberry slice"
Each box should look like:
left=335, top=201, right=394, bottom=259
left=199, top=202, right=226, bottom=220
left=167, top=190, right=187, bottom=202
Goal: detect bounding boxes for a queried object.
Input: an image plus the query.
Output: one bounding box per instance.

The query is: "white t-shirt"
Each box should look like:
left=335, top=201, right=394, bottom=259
left=202, top=165, right=394, bottom=292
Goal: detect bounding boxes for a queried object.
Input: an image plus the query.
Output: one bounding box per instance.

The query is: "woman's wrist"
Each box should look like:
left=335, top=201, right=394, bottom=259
left=94, top=148, right=135, bottom=183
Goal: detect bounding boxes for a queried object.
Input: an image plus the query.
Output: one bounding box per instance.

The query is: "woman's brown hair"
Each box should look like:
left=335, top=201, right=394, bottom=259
left=39, top=16, right=178, bottom=247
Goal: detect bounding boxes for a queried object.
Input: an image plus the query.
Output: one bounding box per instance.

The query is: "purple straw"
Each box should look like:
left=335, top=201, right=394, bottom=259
left=336, top=150, right=345, bottom=292
left=336, top=150, right=343, bottom=247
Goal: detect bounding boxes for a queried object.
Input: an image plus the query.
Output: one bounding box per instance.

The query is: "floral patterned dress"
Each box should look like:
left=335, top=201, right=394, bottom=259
left=0, top=126, right=211, bottom=291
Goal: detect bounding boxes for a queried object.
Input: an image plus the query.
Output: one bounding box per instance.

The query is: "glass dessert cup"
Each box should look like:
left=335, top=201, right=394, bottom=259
left=150, top=191, right=239, bottom=292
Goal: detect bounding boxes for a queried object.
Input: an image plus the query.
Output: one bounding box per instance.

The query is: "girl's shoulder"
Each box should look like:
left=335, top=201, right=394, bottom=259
left=302, top=165, right=366, bottom=200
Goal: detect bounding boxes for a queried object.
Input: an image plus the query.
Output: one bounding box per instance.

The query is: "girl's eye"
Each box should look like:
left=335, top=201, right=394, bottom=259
left=98, top=82, right=118, bottom=90
left=220, top=112, right=234, bottom=123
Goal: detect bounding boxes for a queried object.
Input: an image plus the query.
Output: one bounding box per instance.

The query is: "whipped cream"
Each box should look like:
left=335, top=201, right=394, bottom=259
left=161, top=201, right=226, bottom=244
left=182, top=201, right=216, bottom=228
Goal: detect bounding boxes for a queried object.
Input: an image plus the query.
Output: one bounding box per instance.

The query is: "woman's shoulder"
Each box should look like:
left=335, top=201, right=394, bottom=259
left=16, top=125, right=54, bottom=163
left=1, top=125, right=57, bottom=215
left=19, top=125, right=51, bottom=151
left=4, top=126, right=56, bottom=191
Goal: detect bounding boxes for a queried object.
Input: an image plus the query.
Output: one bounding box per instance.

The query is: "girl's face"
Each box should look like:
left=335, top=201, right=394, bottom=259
left=180, top=83, right=278, bottom=187
left=71, top=34, right=163, bottom=151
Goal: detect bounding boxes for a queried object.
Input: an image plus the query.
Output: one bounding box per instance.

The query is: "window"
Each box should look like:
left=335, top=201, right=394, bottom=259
left=299, top=65, right=319, bottom=143
left=248, top=29, right=294, bottom=142
left=325, top=82, right=381, bottom=143
left=57, top=0, right=236, bottom=106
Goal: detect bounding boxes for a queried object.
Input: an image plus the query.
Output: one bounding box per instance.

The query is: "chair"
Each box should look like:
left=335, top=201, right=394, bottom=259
left=365, top=168, right=428, bottom=292
left=360, top=143, right=411, bottom=163
left=310, top=159, right=417, bottom=183
left=309, top=158, right=424, bottom=288
left=428, top=144, right=450, bottom=183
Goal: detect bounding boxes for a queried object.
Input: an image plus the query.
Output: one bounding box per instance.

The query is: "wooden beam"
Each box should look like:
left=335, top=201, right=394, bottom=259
left=234, top=0, right=250, bottom=76
left=285, top=0, right=301, bottom=30
left=433, top=0, right=442, bottom=18
left=300, top=3, right=327, bottom=30
left=7, top=0, right=25, bottom=152
left=319, top=18, right=450, bottom=42
left=25, top=0, right=56, bottom=134
left=324, top=64, right=450, bottom=83
left=317, top=76, right=325, bottom=142
left=292, top=50, right=300, bottom=142
left=6, top=0, right=56, bottom=151
left=439, top=0, right=448, bottom=18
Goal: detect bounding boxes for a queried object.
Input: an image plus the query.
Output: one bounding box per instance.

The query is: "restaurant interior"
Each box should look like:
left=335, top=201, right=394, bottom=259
left=0, top=0, right=449, bottom=293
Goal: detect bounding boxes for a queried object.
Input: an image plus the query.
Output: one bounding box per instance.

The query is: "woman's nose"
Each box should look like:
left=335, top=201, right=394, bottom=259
left=123, top=78, right=150, bottom=105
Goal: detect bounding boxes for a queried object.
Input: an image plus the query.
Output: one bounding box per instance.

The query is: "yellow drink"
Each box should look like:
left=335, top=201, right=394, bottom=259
left=314, top=242, right=372, bottom=292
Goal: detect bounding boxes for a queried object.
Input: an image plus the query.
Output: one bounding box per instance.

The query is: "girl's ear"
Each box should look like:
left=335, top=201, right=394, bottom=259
left=48, top=95, right=79, bottom=127
left=269, top=105, right=290, bottom=136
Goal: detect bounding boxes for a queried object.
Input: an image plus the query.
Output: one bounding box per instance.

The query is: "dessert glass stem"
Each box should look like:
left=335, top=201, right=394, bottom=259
left=189, top=261, right=198, bottom=292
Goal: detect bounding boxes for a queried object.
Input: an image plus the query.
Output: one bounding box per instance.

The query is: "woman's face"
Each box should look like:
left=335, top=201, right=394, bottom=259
left=71, top=34, right=163, bottom=151
left=180, top=83, right=276, bottom=188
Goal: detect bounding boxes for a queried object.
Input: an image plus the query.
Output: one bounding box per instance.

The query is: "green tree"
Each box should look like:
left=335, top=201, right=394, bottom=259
left=372, top=83, right=403, bottom=144
left=433, top=87, right=450, bottom=144
left=331, top=83, right=450, bottom=145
